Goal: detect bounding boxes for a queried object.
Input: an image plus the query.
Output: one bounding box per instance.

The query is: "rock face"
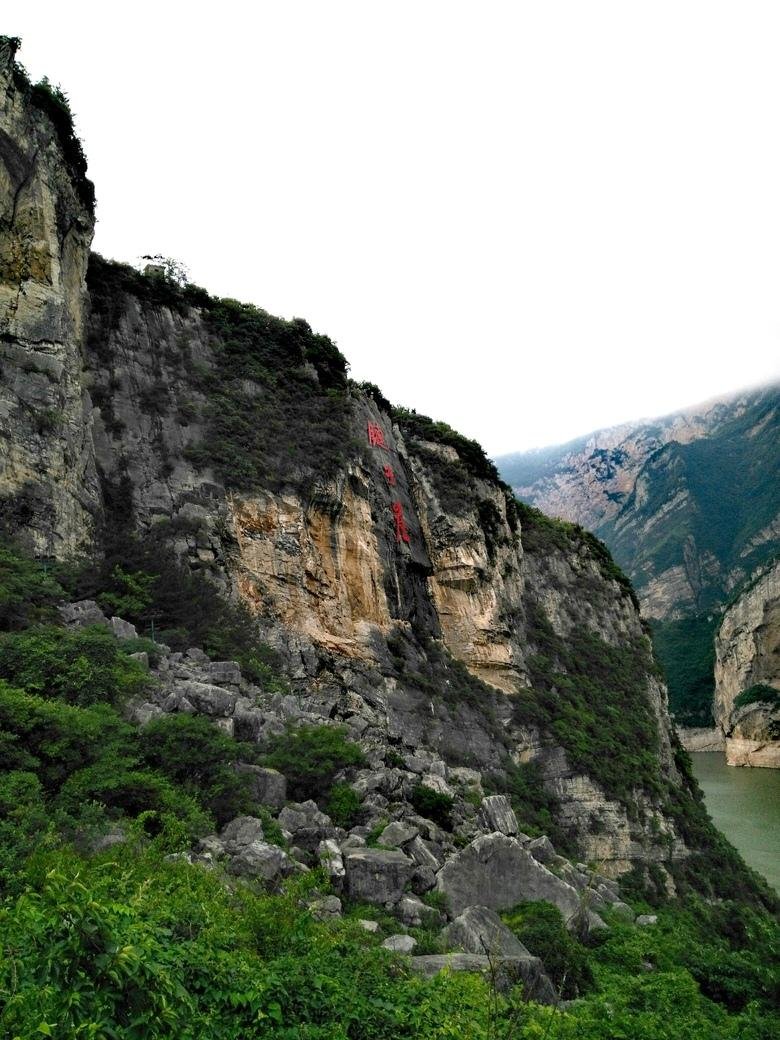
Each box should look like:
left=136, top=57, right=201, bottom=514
left=0, top=39, right=98, bottom=557
left=713, top=561, right=780, bottom=768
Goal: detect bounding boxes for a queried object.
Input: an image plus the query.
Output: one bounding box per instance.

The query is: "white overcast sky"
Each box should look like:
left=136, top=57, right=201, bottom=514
left=9, top=2, right=780, bottom=454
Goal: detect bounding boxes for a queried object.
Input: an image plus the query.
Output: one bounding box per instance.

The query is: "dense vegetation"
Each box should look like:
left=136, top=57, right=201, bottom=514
left=651, top=613, right=718, bottom=725
left=734, top=684, right=780, bottom=711
left=86, top=254, right=356, bottom=496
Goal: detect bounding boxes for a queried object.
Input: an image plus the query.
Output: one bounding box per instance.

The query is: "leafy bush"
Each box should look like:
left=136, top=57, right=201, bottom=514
left=57, top=762, right=211, bottom=839
left=139, top=714, right=256, bottom=826
left=409, top=783, right=454, bottom=830
left=0, top=540, right=64, bottom=631
left=0, top=624, right=148, bottom=707
left=504, top=901, right=594, bottom=998
left=326, top=782, right=363, bottom=828
left=0, top=770, right=49, bottom=889
left=0, top=681, right=136, bottom=791
left=263, top=724, right=366, bottom=803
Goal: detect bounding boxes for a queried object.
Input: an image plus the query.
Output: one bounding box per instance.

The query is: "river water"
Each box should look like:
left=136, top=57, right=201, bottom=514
left=690, top=752, right=780, bottom=894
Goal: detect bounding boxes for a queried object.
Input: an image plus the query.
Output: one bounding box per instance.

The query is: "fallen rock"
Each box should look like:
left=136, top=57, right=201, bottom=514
left=344, top=847, right=414, bottom=904
left=435, top=833, right=583, bottom=923
left=410, top=954, right=556, bottom=1002
left=479, top=795, right=519, bottom=836
left=309, top=895, right=342, bottom=920
left=59, top=600, right=108, bottom=628
left=382, top=934, right=417, bottom=953
left=229, top=841, right=294, bottom=880
left=636, top=914, right=658, bottom=926
left=441, top=905, right=531, bottom=959
left=110, top=616, right=138, bottom=641
left=318, top=838, right=345, bottom=885
left=379, top=820, right=419, bottom=848
left=220, top=816, right=265, bottom=848
left=178, top=681, right=237, bottom=716
left=234, top=764, right=287, bottom=809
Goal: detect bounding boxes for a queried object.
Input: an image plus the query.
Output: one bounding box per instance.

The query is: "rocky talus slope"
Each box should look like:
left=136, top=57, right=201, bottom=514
left=1, top=33, right=767, bottom=951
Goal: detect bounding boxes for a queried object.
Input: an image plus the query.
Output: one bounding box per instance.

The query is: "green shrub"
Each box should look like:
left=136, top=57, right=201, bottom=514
left=57, top=762, right=211, bottom=839
left=409, top=783, right=454, bottom=830
left=0, top=624, right=148, bottom=707
left=326, top=782, right=363, bottom=828
left=0, top=681, right=136, bottom=791
left=139, top=714, right=256, bottom=826
left=503, top=901, right=594, bottom=998
left=0, top=770, right=50, bottom=888
left=0, top=541, right=64, bottom=631
left=263, top=724, right=366, bottom=803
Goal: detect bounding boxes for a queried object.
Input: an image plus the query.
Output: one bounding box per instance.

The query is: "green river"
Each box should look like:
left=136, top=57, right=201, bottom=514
left=690, top=752, right=780, bottom=894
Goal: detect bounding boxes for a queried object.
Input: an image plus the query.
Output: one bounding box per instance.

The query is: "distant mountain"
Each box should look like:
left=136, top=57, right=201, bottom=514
left=497, top=384, right=780, bottom=724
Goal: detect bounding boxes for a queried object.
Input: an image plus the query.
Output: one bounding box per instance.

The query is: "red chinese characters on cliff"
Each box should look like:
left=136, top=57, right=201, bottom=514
left=367, top=422, right=386, bottom=449
left=382, top=464, right=396, bottom=486
left=391, top=501, right=411, bottom=544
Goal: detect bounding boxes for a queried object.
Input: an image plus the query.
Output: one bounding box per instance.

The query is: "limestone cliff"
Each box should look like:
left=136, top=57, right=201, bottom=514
left=714, top=560, right=780, bottom=767
left=0, top=40, right=710, bottom=882
left=0, top=38, right=98, bottom=557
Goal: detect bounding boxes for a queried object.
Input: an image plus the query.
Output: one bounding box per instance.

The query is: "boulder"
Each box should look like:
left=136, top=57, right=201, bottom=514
left=636, top=914, right=658, bottom=926
left=383, top=934, right=417, bottom=954
left=178, top=681, right=237, bottom=716
left=308, top=895, right=342, bottom=921
left=234, top=763, right=287, bottom=809
left=278, top=801, right=336, bottom=850
left=110, top=616, right=138, bottom=641
left=59, top=600, right=108, bottom=628
left=441, top=905, right=531, bottom=959
left=359, top=919, right=380, bottom=933
left=344, top=848, right=414, bottom=904
left=397, top=894, right=430, bottom=927
left=407, top=835, right=443, bottom=871
left=220, top=815, right=265, bottom=848
left=526, top=835, right=557, bottom=865
left=206, top=660, right=243, bottom=687
left=229, top=841, right=293, bottom=880
left=435, top=833, right=582, bottom=922
left=479, top=795, right=519, bottom=836
left=410, top=954, right=556, bottom=1002
left=379, top=820, right=419, bottom=848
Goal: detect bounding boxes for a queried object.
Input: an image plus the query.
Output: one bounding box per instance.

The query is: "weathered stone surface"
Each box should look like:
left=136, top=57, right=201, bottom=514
left=234, top=764, right=287, bottom=809
left=59, top=600, right=108, bottom=628
left=379, top=821, right=419, bottom=848
left=441, top=905, right=531, bottom=959
left=110, top=616, right=138, bottom=641
left=526, top=835, right=556, bottom=864
left=636, top=914, right=658, bottom=926
left=178, top=681, right=237, bottom=716
left=382, top=934, right=417, bottom=953
left=435, top=833, right=582, bottom=922
left=344, top=848, right=414, bottom=904
left=479, top=795, right=518, bottom=836
left=309, top=895, right=342, bottom=920
left=229, top=841, right=293, bottom=880
left=221, top=816, right=265, bottom=848
left=206, top=660, right=243, bottom=687
left=410, top=953, right=556, bottom=1002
